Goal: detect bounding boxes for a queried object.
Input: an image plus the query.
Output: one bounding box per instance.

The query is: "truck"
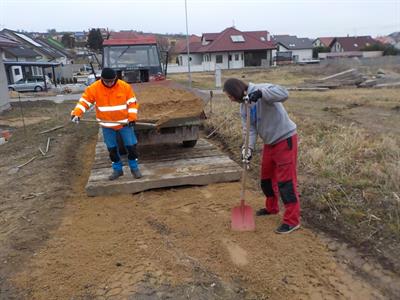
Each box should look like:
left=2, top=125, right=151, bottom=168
left=85, top=34, right=241, bottom=196
left=101, top=34, right=201, bottom=148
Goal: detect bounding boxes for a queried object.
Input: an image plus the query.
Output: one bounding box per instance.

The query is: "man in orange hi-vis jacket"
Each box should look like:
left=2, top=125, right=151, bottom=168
left=71, top=68, right=142, bottom=180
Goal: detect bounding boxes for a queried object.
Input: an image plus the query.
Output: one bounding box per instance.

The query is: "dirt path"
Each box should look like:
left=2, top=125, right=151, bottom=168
left=7, top=150, right=386, bottom=299
left=0, top=100, right=396, bottom=299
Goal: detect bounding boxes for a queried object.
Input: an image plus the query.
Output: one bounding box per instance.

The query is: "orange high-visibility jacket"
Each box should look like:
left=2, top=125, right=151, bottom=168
left=71, top=79, right=139, bottom=129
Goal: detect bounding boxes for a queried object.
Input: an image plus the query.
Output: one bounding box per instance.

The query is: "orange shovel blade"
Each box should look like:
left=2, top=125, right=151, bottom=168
left=231, top=201, right=256, bottom=231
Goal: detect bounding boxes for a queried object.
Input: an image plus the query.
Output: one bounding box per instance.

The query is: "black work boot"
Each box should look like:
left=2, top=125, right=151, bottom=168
left=131, top=169, right=142, bottom=179
left=275, top=223, right=301, bottom=234
left=109, top=170, right=123, bottom=180
left=256, top=208, right=272, bottom=216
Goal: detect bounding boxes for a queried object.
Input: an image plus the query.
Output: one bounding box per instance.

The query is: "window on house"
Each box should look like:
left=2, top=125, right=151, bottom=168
left=230, top=35, right=245, bottom=42
left=216, top=55, right=223, bottom=63
left=31, top=66, right=43, bottom=76
left=228, top=54, right=232, bottom=61
left=235, top=54, right=239, bottom=61
left=14, top=68, right=20, bottom=76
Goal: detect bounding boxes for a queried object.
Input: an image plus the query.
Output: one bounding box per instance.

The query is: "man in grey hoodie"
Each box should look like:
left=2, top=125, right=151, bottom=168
left=223, top=78, right=300, bottom=234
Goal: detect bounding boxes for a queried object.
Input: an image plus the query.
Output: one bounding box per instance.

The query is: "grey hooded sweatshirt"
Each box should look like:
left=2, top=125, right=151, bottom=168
left=240, top=82, right=296, bottom=148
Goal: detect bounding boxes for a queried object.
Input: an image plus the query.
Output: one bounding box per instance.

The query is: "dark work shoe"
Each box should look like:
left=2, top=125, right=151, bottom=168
left=256, top=208, right=274, bottom=216
left=275, top=223, right=301, bottom=234
left=109, top=170, right=123, bottom=180
left=131, top=169, right=142, bottom=179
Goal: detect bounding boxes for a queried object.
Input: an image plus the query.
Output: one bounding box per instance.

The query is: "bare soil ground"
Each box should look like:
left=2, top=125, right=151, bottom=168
left=0, top=69, right=399, bottom=299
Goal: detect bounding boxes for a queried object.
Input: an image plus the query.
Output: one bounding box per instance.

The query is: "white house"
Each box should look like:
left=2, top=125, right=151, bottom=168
left=0, top=35, right=18, bottom=112
left=272, top=35, right=313, bottom=63
left=177, top=27, right=276, bottom=72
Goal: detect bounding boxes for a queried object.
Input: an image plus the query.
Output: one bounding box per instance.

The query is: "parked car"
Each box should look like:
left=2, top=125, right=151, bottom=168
left=8, top=76, right=52, bottom=92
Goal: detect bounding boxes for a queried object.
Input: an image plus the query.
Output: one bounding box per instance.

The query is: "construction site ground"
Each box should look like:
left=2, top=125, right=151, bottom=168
left=1, top=69, right=400, bottom=299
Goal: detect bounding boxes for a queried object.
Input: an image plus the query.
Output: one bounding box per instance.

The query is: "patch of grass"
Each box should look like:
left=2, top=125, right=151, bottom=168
left=168, top=66, right=315, bottom=90
left=290, top=88, right=400, bottom=109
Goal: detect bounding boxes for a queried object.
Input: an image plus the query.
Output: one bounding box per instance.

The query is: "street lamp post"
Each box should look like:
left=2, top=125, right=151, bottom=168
left=184, top=0, right=192, bottom=88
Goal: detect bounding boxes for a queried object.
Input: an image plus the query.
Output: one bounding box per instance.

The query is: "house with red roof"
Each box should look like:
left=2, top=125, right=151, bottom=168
left=177, top=27, right=276, bottom=70
left=320, top=36, right=383, bottom=58
left=313, top=37, right=335, bottom=48
left=330, top=36, right=377, bottom=52
left=173, top=35, right=201, bottom=54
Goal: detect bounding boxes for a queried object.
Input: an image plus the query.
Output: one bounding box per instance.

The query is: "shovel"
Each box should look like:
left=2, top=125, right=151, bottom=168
left=231, top=96, right=256, bottom=231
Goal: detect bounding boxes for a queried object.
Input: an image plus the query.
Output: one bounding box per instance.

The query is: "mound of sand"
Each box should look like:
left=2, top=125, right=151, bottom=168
left=134, top=85, right=204, bottom=122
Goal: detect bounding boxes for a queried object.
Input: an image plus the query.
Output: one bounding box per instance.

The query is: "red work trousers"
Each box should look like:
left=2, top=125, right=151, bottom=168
left=260, top=134, right=300, bottom=226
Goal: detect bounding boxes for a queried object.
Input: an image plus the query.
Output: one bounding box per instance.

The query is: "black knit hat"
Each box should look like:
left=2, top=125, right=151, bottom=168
left=101, top=68, right=116, bottom=79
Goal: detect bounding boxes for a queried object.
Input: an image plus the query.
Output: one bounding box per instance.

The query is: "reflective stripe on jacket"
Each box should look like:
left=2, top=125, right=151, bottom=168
left=71, top=79, right=139, bottom=129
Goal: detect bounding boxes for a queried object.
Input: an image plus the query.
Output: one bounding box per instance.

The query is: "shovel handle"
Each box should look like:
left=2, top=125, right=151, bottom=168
left=240, top=97, right=251, bottom=200
left=80, top=119, right=157, bottom=128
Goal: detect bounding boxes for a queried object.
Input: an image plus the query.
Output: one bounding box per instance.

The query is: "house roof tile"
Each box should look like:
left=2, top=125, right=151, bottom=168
left=181, top=27, right=275, bottom=54
left=331, top=36, right=377, bottom=51
left=3, top=45, right=39, bottom=58
left=0, top=34, right=18, bottom=47
left=273, top=35, right=313, bottom=50
left=174, top=35, right=201, bottom=53
left=315, top=37, right=335, bottom=47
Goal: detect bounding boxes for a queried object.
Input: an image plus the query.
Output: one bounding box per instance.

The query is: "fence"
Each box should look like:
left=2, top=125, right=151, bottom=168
left=320, top=55, right=400, bottom=70
left=167, top=63, right=216, bottom=74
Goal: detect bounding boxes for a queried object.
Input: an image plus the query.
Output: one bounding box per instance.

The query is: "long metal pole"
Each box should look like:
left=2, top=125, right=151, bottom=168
left=184, top=0, right=192, bottom=88
left=18, top=93, right=27, bottom=139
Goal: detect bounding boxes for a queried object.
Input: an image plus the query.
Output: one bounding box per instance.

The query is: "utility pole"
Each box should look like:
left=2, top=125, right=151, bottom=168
left=184, top=0, right=192, bottom=88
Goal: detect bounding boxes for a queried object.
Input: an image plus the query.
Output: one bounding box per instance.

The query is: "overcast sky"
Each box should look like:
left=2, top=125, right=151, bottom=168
left=0, top=0, right=399, bottom=38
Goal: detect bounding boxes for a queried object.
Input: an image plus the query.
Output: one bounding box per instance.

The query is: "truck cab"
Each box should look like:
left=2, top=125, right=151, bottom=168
left=102, top=36, right=165, bottom=83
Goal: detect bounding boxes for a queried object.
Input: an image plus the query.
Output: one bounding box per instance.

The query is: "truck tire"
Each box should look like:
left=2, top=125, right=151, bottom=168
left=182, top=140, right=197, bottom=148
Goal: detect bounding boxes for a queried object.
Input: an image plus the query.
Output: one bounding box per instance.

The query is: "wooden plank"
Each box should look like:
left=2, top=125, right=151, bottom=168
left=94, top=139, right=215, bottom=156
left=374, top=82, right=400, bottom=89
left=86, top=158, right=241, bottom=196
left=89, top=156, right=238, bottom=180
left=320, top=68, right=357, bottom=81
left=86, top=169, right=240, bottom=197
left=85, top=135, right=242, bottom=196
left=95, top=137, right=214, bottom=152
left=92, top=139, right=222, bottom=167
left=92, top=149, right=224, bottom=169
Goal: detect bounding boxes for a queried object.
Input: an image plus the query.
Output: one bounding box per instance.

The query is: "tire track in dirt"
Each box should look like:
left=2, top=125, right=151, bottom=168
left=9, top=178, right=389, bottom=299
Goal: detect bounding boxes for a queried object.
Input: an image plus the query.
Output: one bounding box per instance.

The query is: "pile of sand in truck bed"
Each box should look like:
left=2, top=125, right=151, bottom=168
left=134, top=85, right=205, bottom=123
